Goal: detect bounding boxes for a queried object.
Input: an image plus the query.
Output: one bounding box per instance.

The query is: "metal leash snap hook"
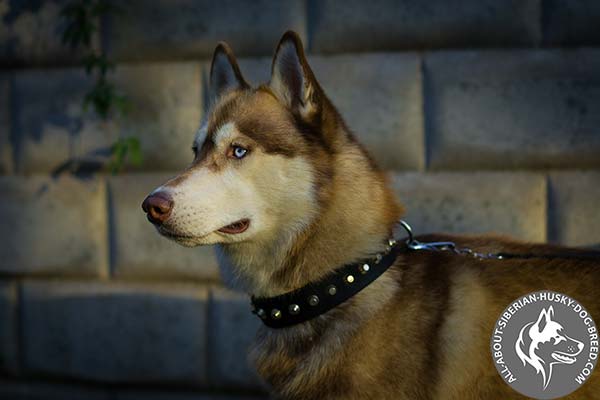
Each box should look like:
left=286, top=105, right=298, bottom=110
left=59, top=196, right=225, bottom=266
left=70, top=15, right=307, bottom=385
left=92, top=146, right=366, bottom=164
left=399, top=220, right=438, bottom=251
left=398, top=220, right=459, bottom=252
left=398, top=220, right=415, bottom=245
left=396, top=219, right=569, bottom=261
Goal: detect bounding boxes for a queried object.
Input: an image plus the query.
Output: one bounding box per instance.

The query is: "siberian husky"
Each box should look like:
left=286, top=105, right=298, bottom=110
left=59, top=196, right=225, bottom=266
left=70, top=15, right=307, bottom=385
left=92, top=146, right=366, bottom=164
left=142, top=31, right=600, bottom=399
left=516, top=306, right=584, bottom=390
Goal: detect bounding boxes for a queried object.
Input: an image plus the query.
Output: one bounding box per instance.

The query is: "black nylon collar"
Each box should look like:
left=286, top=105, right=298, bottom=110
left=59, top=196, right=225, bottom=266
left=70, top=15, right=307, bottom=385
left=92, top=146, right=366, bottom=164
left=250, top=238, right=401, bottom=329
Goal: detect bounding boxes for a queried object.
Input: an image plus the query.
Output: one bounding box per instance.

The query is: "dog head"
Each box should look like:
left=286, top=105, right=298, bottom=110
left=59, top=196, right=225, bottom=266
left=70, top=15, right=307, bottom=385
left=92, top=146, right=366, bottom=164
left=515, top=306, right=584, bottom=389
left=142, top=32, right=342, bottom=248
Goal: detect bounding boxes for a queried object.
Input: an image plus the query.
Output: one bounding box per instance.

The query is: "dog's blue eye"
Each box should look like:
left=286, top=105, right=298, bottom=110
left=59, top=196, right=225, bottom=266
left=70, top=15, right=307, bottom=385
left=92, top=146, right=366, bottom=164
left=232, top=146, right=248, bottom=159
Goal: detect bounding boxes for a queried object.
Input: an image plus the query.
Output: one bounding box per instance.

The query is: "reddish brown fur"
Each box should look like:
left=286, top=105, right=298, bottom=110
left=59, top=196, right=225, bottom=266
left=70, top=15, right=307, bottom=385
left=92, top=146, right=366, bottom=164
left=153, top=32, right=600, bottom=399
left=248, top=34, right=599, bottom=399
left=252, top=235, right=600, bottom=400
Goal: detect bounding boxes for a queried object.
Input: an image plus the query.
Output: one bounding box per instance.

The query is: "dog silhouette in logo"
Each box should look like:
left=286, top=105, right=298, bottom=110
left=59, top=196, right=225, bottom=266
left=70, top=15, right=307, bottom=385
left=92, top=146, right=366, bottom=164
left=515, top=306, right=584, bottom=390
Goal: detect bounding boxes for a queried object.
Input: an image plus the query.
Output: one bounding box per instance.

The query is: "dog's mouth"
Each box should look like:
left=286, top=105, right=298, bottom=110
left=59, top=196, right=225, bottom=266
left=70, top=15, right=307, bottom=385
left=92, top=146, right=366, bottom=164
left=217, top=219, right=250, bottom=234
left=157, top=226, right=197, bottom=240
left=552, top=351, right=578, bottom=364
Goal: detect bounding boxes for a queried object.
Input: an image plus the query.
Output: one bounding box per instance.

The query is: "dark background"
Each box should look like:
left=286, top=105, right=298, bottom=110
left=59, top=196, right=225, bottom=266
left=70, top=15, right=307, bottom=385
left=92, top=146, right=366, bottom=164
left=1, top=0, right=600, bottom=399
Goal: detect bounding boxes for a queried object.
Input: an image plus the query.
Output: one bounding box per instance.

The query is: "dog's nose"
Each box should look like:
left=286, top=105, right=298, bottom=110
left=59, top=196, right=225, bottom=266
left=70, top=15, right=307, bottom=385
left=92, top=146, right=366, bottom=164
left=142, top=192, right=173, bottom=225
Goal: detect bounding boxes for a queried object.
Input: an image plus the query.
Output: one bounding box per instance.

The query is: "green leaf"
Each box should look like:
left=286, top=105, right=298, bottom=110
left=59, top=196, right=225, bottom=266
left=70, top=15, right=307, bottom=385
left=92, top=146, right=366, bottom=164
left=109, top=139, right=127, bottom=174
left=107, top=137, right=143, bottom=174
left=127, top=137, right=143, bottom=166
left=112, top=94, right=130, bottom=116
left=61, top=0, right=143, bottom=175
left=60, top=1, right=96, bottom=48
left=83, top=79, right=120, bottom=118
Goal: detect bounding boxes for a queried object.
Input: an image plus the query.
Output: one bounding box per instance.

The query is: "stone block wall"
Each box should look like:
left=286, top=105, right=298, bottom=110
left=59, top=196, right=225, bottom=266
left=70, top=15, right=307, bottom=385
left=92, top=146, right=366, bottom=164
left=1, top=1, right=599, bottom=398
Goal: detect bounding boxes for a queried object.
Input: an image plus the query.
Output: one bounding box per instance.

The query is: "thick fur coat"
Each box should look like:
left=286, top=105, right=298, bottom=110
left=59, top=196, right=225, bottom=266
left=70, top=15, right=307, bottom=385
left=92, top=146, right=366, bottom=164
left=143, top=31, right=600, bottom=399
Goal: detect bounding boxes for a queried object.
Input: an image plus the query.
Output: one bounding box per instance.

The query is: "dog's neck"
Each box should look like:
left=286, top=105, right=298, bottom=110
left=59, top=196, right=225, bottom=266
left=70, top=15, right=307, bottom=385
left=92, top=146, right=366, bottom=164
left=217, top=141, right=402, bottom=298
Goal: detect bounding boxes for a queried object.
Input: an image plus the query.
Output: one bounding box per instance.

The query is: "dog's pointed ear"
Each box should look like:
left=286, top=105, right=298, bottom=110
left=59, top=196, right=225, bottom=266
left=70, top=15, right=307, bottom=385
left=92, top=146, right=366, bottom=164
left=535, top=308, right=550, bottom=333
left=209, top=42, right=248, bottom=103
left=270, top=31, right=320, bottom=121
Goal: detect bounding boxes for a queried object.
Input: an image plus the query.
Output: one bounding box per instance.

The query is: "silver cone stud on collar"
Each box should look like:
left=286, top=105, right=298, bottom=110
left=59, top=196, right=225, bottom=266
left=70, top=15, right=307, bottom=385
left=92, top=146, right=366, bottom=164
left=257, top=308, right=267, bottom=319
left=308, top=295, right=320, bottom=306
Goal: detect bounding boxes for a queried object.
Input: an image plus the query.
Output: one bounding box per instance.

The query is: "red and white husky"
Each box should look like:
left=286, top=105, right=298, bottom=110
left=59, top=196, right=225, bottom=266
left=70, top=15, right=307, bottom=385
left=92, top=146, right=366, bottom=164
left=143, top=31, right=600, bottom=399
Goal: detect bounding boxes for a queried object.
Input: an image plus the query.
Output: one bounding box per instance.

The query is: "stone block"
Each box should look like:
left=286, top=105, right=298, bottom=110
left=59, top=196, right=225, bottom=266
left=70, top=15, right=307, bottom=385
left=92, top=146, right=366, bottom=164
left=0, top=176, right=108, bottom=276
left=207, top=287, right=263, bottom=389
left=543, top=0, right=600, bottom=46
left=13, top=68, right=116, bottom=173
left=0, top=282, right=18, bottom=374
left=111, top=62, right=203, bottom=171
left=235, top=53, right=424, bottom=170
left=425, top=50, right=600, bottom=169
left=548, top=171, right=600, bottom=247
left=310, top=0, right=540, bottom=52
left=14, top=62, right=202, bottom=173
left=109, top=174, right=219, bottom=280
left=0, top=0, right=98, bottom=66
left=106, top=0, right=307, bottom=61
left=391, top=172, right=547, bottom=242
left=22, top=281, right=208, bottom=384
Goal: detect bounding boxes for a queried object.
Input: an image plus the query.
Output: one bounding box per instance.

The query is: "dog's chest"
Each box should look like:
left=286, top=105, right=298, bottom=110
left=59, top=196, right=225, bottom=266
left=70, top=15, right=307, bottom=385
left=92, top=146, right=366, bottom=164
left=251, top=328, right=351, bottom=399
